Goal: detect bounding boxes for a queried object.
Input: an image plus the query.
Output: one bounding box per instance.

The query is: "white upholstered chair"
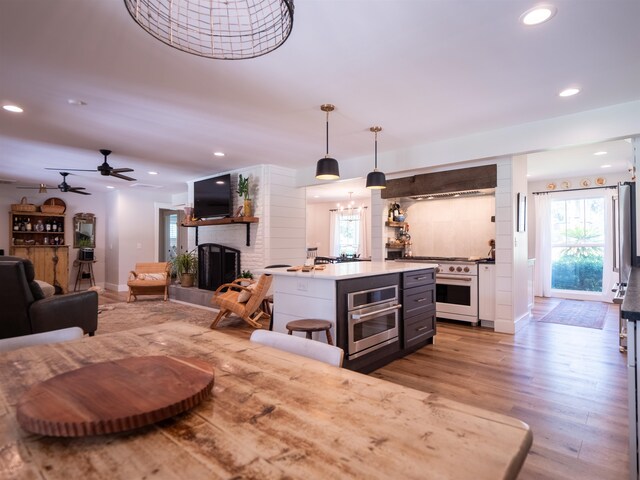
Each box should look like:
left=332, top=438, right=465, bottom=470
left=250, top=329, right=344, bottom=367
left=0, top=327, right=84, bottom=353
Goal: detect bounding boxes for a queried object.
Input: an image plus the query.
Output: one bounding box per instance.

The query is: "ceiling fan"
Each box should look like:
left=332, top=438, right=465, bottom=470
left=58, top=172, right=91, bottom=195
left=46, top=149, right=136, bottom=181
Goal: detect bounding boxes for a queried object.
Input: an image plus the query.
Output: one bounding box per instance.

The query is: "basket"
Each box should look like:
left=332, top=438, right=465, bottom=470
left=40, top=197, right=66, bottom=214
left=11, top=196, right=37, bottom=213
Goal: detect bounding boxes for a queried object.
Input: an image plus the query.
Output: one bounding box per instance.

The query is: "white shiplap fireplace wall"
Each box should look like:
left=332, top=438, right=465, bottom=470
left=190, top=165, right=306, bottom=276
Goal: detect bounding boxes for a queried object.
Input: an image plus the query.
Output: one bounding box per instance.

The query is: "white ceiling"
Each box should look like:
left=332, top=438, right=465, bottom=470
left=1, top=0, right=639, bottom=200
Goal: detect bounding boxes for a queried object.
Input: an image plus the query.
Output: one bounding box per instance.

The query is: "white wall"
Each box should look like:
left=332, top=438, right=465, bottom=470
left=402, top=195, right=495, bottom=258
left=108, top=188, right=174, bottom=291
left=306, top=202, right=333, bottom=257
left=492, top=156, right=530, bottom=334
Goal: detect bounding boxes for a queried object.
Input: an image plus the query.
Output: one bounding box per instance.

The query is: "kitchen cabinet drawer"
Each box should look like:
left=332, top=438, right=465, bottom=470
left=404, top=307, right=436, bottom=348
left=403, top=283, right=435, bottom=317
left=403, top=269, right=435, bottom=289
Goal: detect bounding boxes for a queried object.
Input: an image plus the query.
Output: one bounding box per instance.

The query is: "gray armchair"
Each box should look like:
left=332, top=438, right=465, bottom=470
left=0, top=256, right=98, bottom=339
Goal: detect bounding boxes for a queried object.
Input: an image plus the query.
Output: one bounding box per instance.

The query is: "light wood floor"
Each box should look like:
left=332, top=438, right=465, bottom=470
left=101, top=292, right=628, bottom=479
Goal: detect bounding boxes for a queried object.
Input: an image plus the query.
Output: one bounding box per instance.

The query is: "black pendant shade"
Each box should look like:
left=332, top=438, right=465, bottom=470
left=315, top=104, right=340, bottom=180
left=366, top=126, right=386, bottom=189
left=366, top=169, right=386, bottom=189
left=316, top=157, right=340, bottom=180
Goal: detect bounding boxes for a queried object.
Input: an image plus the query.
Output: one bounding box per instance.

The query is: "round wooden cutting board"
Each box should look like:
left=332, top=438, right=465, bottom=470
left=17, top=355, right=214, bottom=437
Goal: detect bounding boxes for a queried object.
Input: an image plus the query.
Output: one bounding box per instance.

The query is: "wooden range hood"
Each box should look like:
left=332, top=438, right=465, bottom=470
left=381, top=164, right=497, bottom=199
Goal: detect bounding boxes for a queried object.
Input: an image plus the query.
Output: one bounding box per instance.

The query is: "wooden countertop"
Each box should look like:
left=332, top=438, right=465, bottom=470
left=0, top=322, right=532, bottom=479
left=262, top=260, right=438, bottom=280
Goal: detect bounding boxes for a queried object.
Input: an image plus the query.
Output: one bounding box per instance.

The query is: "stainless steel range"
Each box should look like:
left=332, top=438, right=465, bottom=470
left=397, top=256, right=479, bottom=325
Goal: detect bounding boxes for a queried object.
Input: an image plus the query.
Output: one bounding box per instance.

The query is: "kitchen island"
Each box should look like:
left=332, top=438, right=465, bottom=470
left=264, top=261, right=438, bottom=372
left=0, top=322, right=532, bottom=479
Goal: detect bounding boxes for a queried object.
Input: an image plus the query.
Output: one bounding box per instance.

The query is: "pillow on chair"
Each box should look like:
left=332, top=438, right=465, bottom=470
left=28, top=280, right=46, bottom=300
left=237, top=283, right=256, bottom=303
left=137, top=272, right=166, bottom=281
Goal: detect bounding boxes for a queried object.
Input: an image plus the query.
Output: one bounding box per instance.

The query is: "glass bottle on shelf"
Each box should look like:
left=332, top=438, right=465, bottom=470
left=26, top=217, right=32, bottom=231
left=35, top=219, right=44, bottom=232
left=52, top=220, right=58, bottom=232
left=13, top=216, right=19, bottom=231
left=46, top=219, right=51, bottom=231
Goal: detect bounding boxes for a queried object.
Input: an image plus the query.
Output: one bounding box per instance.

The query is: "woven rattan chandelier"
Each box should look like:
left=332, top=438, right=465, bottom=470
left=124, top=0, right=295, bottom=60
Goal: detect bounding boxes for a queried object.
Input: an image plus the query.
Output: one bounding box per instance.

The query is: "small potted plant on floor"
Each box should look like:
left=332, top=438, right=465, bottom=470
left=237, top=174, right=252, bottom=217
left=173, top=249, right=198, bottom=288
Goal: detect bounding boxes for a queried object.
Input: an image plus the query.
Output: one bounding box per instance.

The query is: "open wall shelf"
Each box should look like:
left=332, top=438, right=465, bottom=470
left=181, top=216, right=259, bottom=246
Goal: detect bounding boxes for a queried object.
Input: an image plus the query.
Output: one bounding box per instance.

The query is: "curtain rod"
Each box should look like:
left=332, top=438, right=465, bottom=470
left=532, top=185, right=617, bottom=195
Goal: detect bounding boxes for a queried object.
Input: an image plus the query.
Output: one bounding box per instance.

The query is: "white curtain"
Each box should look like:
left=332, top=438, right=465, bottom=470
left=534, top=193, right=552, bottom=297
left=329, top=210, right=340, bottom=257
left=357, top=208, right=369, bottom=258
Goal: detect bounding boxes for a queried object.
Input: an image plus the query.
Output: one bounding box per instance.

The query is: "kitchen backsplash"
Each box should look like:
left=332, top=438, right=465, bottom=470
left=403, top=194, right=495, bottom=258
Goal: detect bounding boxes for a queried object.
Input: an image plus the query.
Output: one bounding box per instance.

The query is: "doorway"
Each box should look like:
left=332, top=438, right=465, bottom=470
left=158, top=208, right=184, bottom=263
left=535, top=188, right=615, bottom=302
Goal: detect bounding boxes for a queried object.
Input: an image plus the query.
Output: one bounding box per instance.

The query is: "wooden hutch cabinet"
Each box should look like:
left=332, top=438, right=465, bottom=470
left=9, top=212, right=69, bottom=293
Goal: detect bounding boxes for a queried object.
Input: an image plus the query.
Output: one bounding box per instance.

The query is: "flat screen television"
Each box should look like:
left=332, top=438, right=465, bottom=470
left=193, top=174, right=232, bottom=219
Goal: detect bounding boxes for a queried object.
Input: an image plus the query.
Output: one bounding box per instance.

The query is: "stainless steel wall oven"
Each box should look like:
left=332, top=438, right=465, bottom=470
left=347, top=285, right=401, bottom=360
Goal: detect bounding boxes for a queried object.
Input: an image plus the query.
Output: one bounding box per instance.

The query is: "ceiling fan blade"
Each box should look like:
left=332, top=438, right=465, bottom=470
left=111, top=167, right=134, bottom=174
left=70, top=188, right=91, bottom=195
left=110, top=172, right=136, bottom=181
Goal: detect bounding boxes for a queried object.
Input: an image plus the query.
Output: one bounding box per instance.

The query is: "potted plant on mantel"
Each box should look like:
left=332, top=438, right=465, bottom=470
left=237, top=174, right=252, bottom=217
left=173, top=249, right=198, bottom=288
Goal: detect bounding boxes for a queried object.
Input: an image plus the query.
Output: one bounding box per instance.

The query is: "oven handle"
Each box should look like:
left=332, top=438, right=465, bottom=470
left=351, top=304, right=402, bottom=320
left=437, top=275, right=474, bottom=282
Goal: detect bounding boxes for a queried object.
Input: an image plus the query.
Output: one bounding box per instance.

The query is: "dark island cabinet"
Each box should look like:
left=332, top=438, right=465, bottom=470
left=402, top=269, right=436, bottom=349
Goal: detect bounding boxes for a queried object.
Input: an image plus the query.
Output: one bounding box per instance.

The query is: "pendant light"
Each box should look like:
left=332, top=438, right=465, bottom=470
left=124, top=0, right=295, bottom=61
left=315, top=104, right=340, bottom=180
left=366, top=126, right=386, bottom=189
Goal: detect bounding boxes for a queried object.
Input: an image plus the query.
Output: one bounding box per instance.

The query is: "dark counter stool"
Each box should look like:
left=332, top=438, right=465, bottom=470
left=286, top=319, right=333, bottom=345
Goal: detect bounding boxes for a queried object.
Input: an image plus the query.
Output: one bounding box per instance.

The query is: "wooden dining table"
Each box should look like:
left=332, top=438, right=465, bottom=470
left=0, top=322, right=532, bottom=479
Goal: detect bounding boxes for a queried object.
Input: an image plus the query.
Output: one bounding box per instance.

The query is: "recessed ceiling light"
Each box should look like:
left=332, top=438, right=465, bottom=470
left=594, top=151, right=607, bottom=156
left=67, top=99, right=87, bottom=106
left=559, top=87, right=580, bottom=97
left=214, top=152, right=225, bottom=157
left=148, top=171, right=158, bottom=175
left=601, top=164, right=612, bottom=169
left=106, top=185, right=115, bottom=189
left=313, top=195, right=320, bottom=198
left=520, top=5, right=557, bottom=25
left=3, top=104, right=23, bottom=113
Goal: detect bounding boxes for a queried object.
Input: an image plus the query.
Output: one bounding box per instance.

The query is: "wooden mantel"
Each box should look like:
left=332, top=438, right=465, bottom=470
left=181, top=216, right=259, bottom=246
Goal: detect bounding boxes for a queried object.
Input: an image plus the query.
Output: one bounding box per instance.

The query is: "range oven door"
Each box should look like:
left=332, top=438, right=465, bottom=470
left=348, top=301, right=401, bottom=359
left=435, top=274, right=478, bottom=322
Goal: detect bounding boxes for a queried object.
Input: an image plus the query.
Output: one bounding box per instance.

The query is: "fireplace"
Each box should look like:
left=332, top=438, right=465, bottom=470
left=197, top=244, right=241, bottom=291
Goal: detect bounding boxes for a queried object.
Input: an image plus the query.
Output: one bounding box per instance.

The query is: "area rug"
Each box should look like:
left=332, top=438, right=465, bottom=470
left=96, top=300, right=265, bottom=335
left=537, top=299, right=608, bottom=329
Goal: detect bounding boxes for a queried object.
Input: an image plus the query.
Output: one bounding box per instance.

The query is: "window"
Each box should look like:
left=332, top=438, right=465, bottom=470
left=550, top=197, right=605, bottom=292
left=337, top=211, right=361, bottom=256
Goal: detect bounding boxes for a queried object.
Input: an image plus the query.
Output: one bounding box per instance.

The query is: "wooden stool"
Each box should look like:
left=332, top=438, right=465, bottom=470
left=286, top=319, right=333, bottom=345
